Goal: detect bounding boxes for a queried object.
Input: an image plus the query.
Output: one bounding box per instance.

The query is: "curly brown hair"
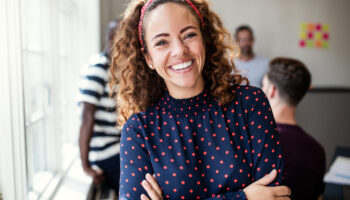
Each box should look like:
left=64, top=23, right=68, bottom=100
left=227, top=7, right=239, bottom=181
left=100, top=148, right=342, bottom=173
left=110, top=0, right=248, bottom=126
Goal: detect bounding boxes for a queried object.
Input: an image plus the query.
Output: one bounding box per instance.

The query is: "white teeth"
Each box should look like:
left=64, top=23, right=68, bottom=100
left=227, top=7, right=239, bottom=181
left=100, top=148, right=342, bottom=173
left=171, top=61, right=192, bottom=70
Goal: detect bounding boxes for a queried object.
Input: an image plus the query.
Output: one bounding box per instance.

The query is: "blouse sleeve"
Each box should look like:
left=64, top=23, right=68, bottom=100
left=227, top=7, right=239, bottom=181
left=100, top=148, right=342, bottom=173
left=245, top=87, right=284, bottom=186
left=119, top=116, right=154, bottom=200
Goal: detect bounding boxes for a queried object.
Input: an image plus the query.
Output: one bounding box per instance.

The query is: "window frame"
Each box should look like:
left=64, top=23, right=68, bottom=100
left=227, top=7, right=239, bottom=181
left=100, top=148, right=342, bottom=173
left=0, top=0, right=28, bottom=199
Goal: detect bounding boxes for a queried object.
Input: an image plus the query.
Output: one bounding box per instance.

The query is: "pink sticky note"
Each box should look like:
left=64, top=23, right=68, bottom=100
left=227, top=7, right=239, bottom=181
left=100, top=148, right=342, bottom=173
left=323, top=33, right=329, bottom=40
left=299, top=40, right=306, bottom=48
left=315, top=24, right=322, bottom=31
left=307, top=32, right=314, bottom=39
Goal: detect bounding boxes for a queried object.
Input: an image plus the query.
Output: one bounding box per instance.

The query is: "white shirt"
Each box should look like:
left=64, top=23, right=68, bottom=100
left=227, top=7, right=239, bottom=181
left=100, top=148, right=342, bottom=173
left=234, top=56, right=269, bottom=88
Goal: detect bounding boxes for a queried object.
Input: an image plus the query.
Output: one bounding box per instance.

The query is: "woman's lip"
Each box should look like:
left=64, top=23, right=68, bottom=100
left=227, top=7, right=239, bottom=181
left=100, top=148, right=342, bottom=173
left=168, top=59, right=193, bottom=68
left=168, top=60, right=194, bottom=73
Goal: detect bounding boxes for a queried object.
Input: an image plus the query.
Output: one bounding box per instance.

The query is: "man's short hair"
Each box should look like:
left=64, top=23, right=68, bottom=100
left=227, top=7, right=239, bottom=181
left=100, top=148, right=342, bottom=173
left=266, top=57, right=311, bottom=106
left=234, top=25, right=254, bottom=40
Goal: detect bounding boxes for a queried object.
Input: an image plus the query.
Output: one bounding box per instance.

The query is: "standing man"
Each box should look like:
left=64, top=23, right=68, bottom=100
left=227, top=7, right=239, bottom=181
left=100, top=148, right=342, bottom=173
left=78, top=20, right=120, bottom=193
left=262, top=57, right=326, bottom=200
left=234, top=25, right=269, bottom=88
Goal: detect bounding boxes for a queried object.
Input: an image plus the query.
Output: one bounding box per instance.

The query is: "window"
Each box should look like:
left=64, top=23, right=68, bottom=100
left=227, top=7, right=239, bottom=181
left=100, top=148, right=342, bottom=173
left=21, top=1, right=56, bottom=197
left=0, top=0, right=100, bottom=199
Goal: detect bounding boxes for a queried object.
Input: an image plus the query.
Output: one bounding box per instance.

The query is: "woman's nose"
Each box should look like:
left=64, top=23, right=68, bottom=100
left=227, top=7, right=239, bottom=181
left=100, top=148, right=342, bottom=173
left=171, top=39, right=189, bottom=57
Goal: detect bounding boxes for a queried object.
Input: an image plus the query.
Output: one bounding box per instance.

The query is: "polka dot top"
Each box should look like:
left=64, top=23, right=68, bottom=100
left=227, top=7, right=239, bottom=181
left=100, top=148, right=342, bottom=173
left=119, top=85, right=284, bottom=200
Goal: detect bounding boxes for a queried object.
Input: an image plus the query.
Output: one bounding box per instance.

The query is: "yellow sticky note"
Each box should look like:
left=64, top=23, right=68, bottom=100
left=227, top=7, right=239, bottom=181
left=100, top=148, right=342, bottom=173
left=299, top=32, right=307, bottom=39
left=300, top=23, right=307, bottom=31
left=315, top=32, right=322, bottom=40
left=323, top=24, right=329, bottom=31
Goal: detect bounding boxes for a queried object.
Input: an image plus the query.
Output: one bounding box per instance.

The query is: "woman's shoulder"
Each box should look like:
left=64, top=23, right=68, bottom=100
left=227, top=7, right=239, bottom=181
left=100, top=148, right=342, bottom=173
left=231, top=84, right=266, bottom=102
left=233, top=84, right=264, bottom=95
left=122, top=113, right=143, bottom=132
left=123, top=102, right=161, bottom=130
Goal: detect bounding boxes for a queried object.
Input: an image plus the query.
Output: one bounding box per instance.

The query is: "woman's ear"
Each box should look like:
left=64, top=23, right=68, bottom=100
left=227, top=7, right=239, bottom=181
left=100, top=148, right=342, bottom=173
left=142, top=49, right=153, bottom=69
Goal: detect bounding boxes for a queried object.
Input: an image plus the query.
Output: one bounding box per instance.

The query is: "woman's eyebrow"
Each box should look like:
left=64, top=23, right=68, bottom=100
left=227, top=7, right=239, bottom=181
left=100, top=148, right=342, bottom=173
left=180, top=25, right=197, bottom=33
left=152, top=33, right=169, bottom=41
left=151, top=25, right=197, bottom=41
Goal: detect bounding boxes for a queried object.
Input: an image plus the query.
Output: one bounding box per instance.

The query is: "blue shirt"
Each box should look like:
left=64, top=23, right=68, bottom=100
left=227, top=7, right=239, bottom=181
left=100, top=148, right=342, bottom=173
left=119, top=85, right=284, bottom=199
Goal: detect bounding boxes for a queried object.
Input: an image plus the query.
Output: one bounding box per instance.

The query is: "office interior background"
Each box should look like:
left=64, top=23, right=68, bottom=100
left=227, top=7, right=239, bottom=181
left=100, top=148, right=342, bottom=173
left=1, top=0, right=349, bottom=199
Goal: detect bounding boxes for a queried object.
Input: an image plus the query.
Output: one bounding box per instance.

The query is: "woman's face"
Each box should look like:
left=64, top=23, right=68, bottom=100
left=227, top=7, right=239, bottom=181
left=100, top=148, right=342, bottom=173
left=143, top=3, right=206, bottom=98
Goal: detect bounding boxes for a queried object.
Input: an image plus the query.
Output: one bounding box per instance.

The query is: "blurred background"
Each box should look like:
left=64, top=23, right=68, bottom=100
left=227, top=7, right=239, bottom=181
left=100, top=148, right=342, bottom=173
left=0, top=0, right=349, bottom=200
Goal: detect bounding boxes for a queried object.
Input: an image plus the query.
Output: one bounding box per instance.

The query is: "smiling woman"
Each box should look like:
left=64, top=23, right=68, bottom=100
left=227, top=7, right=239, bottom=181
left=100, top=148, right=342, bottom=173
left=110, top=0, right=291, bottom=200
left=111, top=0, right=247, bottom=127
left=142, top=2, right=206, bottom=99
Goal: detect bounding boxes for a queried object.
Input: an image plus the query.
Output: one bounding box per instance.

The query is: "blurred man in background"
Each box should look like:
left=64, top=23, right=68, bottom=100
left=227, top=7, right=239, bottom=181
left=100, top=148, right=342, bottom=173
left=234, top=25, right=268, bottom=88
left=78, top=20, right=120, bottom=194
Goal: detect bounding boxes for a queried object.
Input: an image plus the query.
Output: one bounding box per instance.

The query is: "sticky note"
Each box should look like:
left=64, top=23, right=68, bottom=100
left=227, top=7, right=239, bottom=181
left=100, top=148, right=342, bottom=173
left=315, top=24, right=322, bottom=31
left=300, top=23, right=307, bottom=31
left=315, top=40, right=322, bottom=48
left=323, top=33, right=330, bottom=40
left=315, top=33, right=322, bottom=40
left=323, top=41, right=329, bottom=49
left=299, top=32, right=307, bottom=39
left=307, top=23, right=315, bottom=31
left=307, top=40, right=314, bottom=48
left=307, top=32, right=314, bottom=39
left=323, top=24, right=330, bottom=31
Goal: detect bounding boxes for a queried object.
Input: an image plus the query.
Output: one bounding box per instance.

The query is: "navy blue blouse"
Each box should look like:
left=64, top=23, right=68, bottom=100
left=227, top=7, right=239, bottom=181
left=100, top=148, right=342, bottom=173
left=119, top=85, right=284, bottom=200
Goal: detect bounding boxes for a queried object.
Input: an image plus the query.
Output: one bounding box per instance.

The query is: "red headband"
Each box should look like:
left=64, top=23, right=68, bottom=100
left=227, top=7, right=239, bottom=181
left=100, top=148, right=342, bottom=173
left=138, top=0, right=204, bottom=48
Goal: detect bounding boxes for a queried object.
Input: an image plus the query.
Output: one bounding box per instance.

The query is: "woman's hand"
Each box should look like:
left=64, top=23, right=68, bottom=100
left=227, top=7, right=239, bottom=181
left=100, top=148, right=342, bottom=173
left=243, top=169, right=291, bottom=200
left=140, top=173, right=163, bottom=200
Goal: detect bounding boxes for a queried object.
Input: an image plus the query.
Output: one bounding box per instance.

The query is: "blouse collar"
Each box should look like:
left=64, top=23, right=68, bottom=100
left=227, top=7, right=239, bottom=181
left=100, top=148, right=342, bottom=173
left=158, top=88, right=214, bottom=117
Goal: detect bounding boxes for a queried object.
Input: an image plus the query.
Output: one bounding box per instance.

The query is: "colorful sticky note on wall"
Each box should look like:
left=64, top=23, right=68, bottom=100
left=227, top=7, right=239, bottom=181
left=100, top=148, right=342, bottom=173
left=315, top=32, right=322, bottom=40
left=299, top=22, right=330, bottom=49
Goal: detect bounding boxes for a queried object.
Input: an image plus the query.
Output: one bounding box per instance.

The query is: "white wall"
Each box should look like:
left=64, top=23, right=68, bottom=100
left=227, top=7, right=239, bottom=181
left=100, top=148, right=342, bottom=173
left=100, top=0, right=130, bottom=50
left=210, top=0, right=350, bottom=88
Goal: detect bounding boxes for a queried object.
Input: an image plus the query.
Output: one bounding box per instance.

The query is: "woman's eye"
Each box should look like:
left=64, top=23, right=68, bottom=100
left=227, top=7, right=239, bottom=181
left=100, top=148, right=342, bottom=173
left=155, top=40, right=167, bottom=46
left=185, top=33, right=197, bottom=39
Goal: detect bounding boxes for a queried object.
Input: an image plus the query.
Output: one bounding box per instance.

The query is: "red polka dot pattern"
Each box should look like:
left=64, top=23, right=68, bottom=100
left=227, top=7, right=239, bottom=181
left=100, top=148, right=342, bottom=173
left=119, top=86, right=284, bottom=199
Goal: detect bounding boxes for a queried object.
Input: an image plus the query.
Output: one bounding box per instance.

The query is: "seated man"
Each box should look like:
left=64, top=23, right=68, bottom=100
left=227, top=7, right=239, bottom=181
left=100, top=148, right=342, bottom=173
left=262, top=57, right=326, bottom=200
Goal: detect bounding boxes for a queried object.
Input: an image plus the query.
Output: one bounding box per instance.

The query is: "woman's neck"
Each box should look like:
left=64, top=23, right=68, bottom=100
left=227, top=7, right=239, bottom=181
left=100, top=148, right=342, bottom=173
left=167, top=77, right=205, bottom=99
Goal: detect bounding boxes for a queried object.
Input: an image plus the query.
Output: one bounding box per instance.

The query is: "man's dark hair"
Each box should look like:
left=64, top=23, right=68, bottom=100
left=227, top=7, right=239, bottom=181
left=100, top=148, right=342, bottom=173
left=234, top=25, right=254, bottom=40
left=267, top=57, right=311, bottom=106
